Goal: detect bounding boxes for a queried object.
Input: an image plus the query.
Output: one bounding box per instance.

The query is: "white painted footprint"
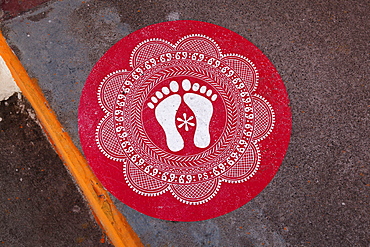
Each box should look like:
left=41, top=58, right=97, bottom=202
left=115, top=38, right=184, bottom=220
left=182, top=79, right=217, bottom=149
left=148, top=81, right=184, bottom=152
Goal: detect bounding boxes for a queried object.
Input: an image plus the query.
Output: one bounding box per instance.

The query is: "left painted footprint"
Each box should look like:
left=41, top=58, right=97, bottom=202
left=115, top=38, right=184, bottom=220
left=182, top=79, right=217, bottom=149
left=148, top=81, right=184, bottom=152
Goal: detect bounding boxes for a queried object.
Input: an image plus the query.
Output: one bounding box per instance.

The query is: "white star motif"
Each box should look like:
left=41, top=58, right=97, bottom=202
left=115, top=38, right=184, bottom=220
left=177, top=113, right=195, bottom=131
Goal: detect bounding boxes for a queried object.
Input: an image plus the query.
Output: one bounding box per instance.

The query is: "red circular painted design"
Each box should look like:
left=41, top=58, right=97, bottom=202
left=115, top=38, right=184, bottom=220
left=78, top=20, right=291, bottom=221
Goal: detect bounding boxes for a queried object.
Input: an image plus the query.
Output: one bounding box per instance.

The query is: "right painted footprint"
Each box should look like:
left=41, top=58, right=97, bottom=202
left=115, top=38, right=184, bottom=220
left=182, top=79, right=217, bottom=149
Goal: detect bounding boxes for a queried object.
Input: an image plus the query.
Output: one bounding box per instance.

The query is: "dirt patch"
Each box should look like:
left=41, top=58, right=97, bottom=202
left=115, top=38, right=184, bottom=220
left=0, top=93, right=112, bottom=246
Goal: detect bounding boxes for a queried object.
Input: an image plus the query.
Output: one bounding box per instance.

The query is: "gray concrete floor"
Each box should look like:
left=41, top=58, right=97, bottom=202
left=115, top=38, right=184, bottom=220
left=1, top=0, right=369, bottom=246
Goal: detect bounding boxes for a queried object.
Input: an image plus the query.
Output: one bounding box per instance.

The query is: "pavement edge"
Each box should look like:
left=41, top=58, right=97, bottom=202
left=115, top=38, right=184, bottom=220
left=0, top=31, right=143, bottom=247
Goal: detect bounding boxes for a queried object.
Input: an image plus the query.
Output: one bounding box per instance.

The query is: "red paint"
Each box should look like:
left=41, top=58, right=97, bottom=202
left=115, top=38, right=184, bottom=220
left=79, top=21, right=291, bottom=221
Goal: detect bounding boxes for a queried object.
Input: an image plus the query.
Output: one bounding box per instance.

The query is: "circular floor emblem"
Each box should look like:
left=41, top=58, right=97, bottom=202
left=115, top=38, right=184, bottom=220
left=79, top=21, right=291, bottom=221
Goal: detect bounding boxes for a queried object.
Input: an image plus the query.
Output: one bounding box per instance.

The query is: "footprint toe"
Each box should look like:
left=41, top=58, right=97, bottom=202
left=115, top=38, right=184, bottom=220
left=182, top=79, right=191, bottom=91
left=156, top=91, right=164, bottom=99
left=162, top=87, right=170, bottom=95
left=192, top=83, right=200, bottom=91
left=151, top=96, right=158, bottom=103
left=170, top=81, right=179, bottom=92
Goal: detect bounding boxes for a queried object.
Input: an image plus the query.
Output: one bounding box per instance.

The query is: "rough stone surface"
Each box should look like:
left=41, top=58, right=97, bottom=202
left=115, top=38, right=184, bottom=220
left=1, top=0, right=369, bottom=246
